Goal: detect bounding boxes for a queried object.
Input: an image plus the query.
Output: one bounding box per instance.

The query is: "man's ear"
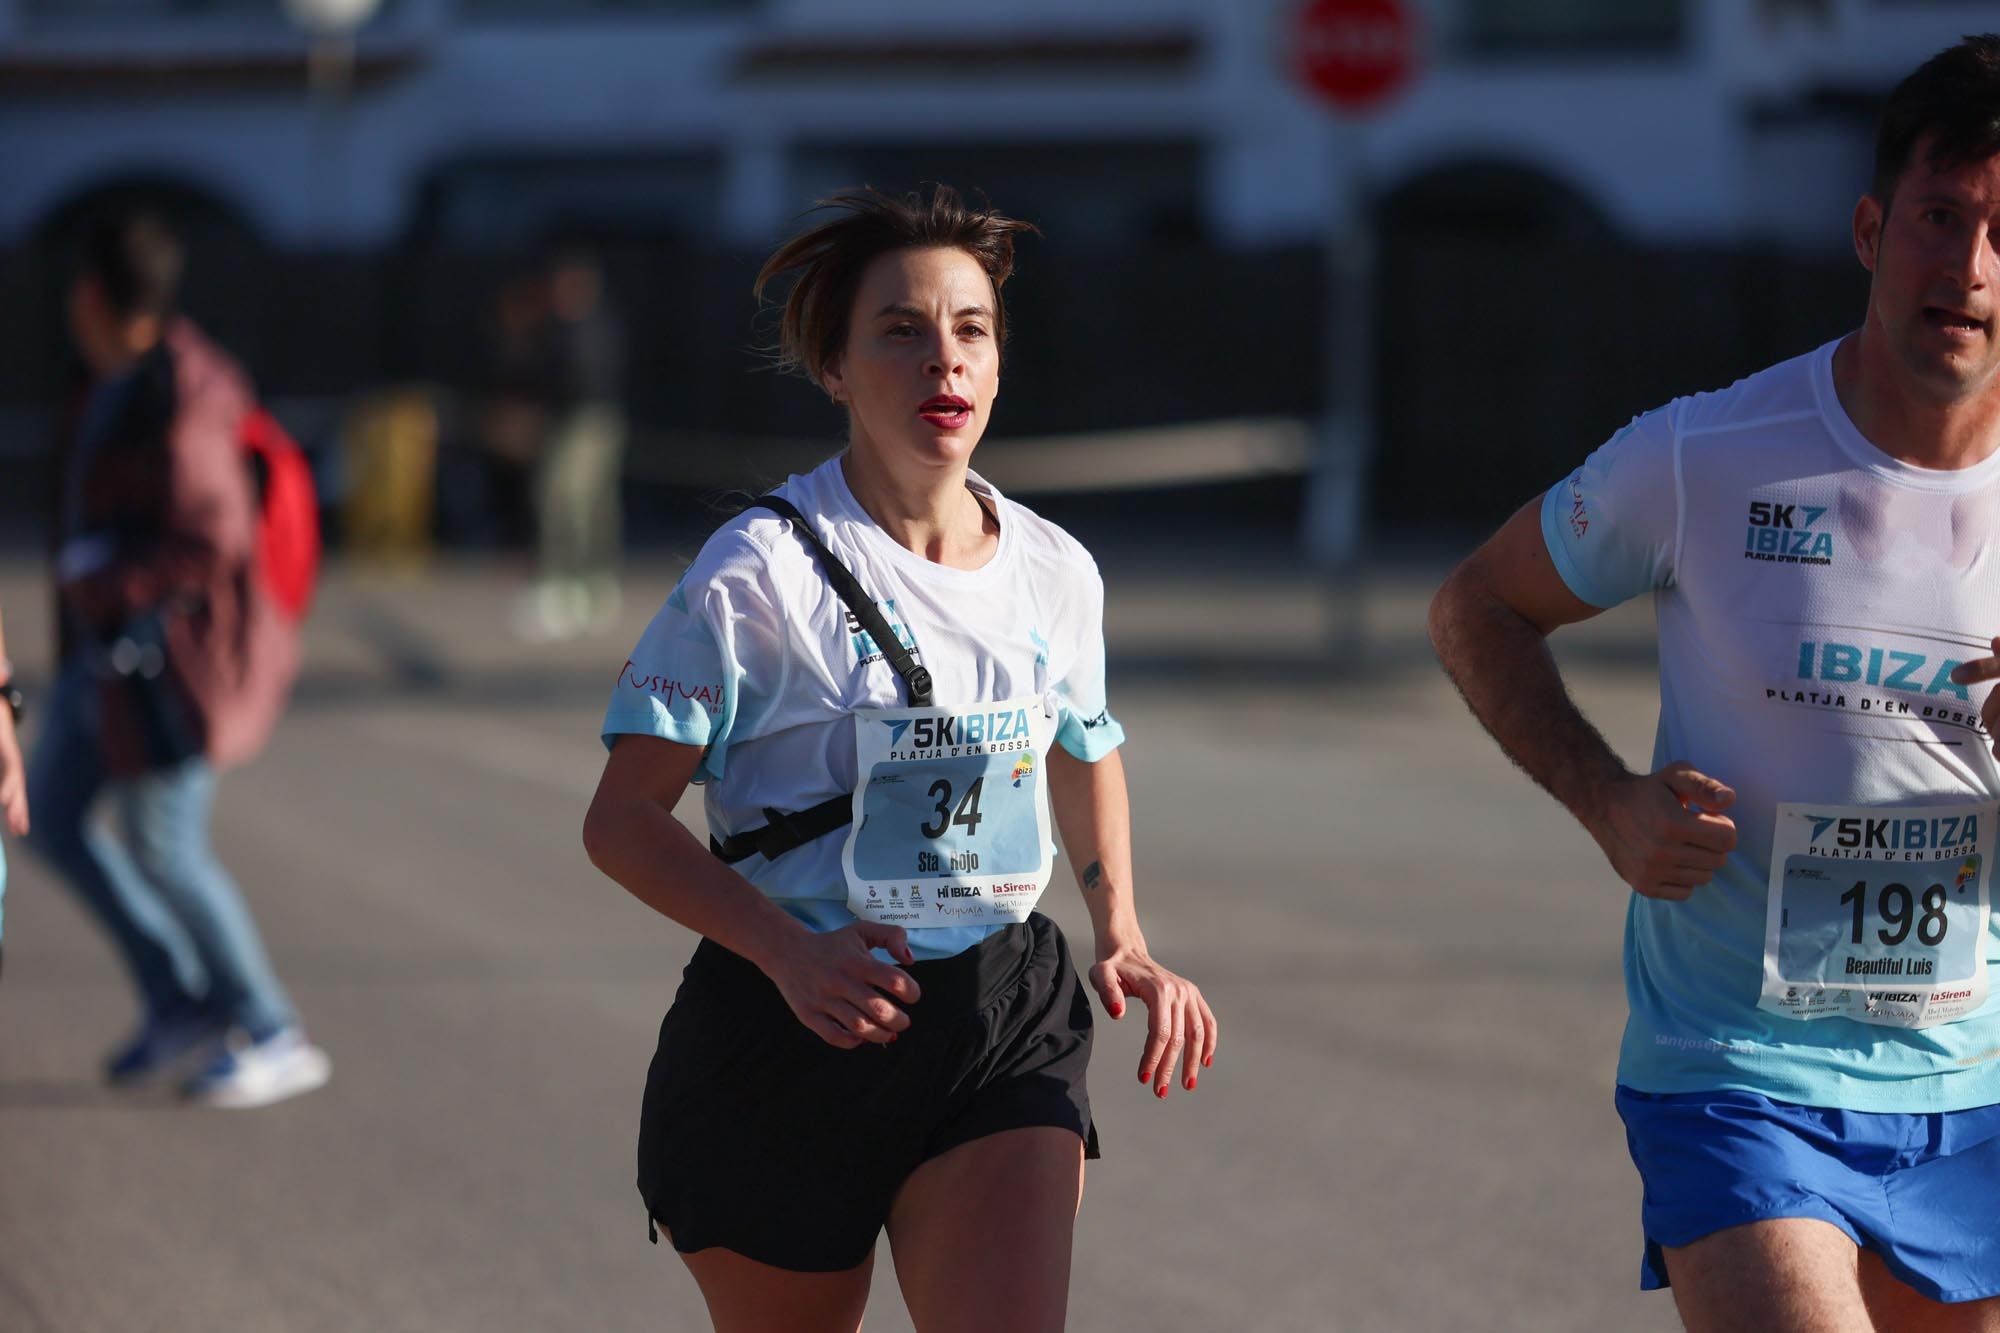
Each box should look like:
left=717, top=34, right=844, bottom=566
left=1853, top=194, right=1884, bottom=274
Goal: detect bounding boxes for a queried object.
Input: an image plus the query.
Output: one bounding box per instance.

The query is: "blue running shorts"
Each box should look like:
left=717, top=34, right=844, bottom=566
left=1615, top=1085, right=2000, bottom=1302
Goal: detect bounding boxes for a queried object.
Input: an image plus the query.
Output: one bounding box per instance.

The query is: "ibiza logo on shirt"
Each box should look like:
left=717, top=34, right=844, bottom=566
left=845, top=600, right=919, bottom=667
left=1767, top=637, right=1986, bottom=735
left=1792, top=640, right=1969, bottom=699
left=616, top=660, right=724, bottom=714
left=1744, top=497, right=1835, bottom=566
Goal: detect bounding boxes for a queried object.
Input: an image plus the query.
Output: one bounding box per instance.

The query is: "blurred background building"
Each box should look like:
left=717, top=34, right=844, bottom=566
left=0, top=0, right=1977, bottom=546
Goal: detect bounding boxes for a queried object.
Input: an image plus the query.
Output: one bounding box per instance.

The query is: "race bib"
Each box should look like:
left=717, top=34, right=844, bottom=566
left=1759, top=800, right=1994, bottom=1028
left=842, top=693, right=1058, bottom=927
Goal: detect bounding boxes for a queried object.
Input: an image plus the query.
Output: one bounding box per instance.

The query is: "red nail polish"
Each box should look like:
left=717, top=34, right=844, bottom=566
left=1184, top=1078, right=1195, bottom=1091
left=1155, top=1085, right=1169, bottom=1099
left=1203, top=1056, right=1212, bottom=1068
left=1138, top=1069, right=1150, bottom=1083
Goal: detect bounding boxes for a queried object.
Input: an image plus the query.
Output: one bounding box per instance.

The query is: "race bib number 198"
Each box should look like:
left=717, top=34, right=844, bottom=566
left=1759, top=801, right=1994, bottom=1029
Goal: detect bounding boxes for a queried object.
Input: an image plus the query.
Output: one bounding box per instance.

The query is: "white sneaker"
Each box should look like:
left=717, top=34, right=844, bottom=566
left=181, top=1027, right=331, bottom=1109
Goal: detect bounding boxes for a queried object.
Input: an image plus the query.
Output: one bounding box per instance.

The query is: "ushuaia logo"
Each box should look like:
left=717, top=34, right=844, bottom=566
left=1563, top=470, right=1589, bottom=538
left=616, top=661, right=724, bottom=714
left=1745, top=499, right=1834, bottom=565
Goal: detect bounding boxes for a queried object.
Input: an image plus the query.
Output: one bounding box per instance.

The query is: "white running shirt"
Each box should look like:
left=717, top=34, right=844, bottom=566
left=1543, top=338, right=2000, bottom=1112
left=603, top=454, right=1125, bottom=962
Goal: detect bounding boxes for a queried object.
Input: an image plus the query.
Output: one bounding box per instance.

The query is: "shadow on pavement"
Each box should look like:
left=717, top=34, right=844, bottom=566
left=0, top=1077, right=185, bottom=1111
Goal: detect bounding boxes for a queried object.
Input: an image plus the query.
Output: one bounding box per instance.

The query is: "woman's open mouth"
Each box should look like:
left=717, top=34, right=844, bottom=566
left=918, top=395, right=973, bottom=430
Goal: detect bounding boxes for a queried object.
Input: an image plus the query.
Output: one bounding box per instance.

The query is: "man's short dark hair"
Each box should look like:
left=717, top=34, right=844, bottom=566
left=77, top=211, right=184, bottom=318
left=1873, top=34, right=2000, bottom=207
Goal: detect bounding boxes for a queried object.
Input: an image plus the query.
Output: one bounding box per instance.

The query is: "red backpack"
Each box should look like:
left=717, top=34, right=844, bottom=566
left=239, top=406, right=321, bottom=622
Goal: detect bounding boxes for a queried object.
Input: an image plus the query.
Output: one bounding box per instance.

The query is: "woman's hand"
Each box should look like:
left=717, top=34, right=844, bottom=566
left=761, top=921, right=923, bottom=1050
left=1089, top=945, right=1217, bottom=1098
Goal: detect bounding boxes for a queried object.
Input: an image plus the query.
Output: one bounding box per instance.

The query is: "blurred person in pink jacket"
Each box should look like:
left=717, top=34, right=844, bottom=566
left=24, top=212, right=328, bottom=1108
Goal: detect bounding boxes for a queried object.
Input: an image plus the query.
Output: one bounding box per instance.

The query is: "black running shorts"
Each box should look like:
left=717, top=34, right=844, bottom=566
left=636, top=912, right=1099, bottom=1272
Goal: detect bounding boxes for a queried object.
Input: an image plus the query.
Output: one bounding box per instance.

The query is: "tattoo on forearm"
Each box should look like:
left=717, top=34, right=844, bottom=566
left=1081, top=861, right=1103, bottom=892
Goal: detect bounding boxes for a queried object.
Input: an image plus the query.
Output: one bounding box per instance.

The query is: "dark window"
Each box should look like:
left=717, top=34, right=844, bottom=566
left=26, top=0, right=399, bottom=16
left=790, top=141, right=1204, bottom=250
left=1459, top=0, right=1685, bottom=54
left=412, top=152, right=724, bottom=252
left=456, top=0, right=756, bottom=15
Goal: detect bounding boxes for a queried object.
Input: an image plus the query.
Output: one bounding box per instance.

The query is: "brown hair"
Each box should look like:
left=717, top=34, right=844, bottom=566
left=79, top=210, right=184, bottom=318
left=753, top=184, right=1039, bottom=390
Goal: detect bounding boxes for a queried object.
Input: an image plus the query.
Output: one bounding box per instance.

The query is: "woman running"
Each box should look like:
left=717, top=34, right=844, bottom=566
left=583, top=184, right=1217, bottom=1333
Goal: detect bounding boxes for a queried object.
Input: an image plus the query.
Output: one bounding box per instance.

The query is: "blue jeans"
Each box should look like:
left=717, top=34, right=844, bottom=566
left=24, top=664, right=294, bottom=1039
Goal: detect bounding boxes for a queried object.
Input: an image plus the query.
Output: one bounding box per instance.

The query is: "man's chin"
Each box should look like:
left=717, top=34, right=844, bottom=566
left=1897, top=340, right=2000, bottom=400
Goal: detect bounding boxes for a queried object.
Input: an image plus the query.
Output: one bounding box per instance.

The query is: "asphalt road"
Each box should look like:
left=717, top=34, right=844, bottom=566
left=0, top=548, right=1680, bottom=1333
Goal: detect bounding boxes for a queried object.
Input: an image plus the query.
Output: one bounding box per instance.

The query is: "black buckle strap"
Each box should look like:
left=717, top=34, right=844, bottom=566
left=710, top=794, right=854, bottom=865
left=708, top=495, right=933, bottom=866
left=748, top=495, right=933, bottom=707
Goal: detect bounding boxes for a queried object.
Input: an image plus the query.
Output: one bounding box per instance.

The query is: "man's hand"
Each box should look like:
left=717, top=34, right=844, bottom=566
left=1584, top=761, right=1737, bottom=901
left=1950, top=641, right=2000, bottom=757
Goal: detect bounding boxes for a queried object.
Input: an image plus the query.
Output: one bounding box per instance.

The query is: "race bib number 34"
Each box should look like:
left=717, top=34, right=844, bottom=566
left=1759, top=801, right=1994, bottom=1029
left=842, top=694, right=1058, bottom=928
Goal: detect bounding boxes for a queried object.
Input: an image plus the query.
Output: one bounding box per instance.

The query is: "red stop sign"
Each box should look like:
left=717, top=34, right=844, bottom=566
left=1294, top=0, right=1417, bottom=113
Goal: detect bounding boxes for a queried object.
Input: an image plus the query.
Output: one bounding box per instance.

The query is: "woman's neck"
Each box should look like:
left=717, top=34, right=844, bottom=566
left=840, top=447, right=998, bottom=570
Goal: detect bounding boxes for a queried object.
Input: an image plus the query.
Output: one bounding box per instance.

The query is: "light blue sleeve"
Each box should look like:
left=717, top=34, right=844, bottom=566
left=600, top=531, right=786, bottom=783
left=1539, top=405, right=1680, bottom=609
left=1053, top=565, right=1126, bottom=762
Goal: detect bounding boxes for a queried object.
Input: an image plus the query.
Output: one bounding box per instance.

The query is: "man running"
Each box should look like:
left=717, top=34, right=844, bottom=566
left=1430, top=35, right=2000, bottom=1332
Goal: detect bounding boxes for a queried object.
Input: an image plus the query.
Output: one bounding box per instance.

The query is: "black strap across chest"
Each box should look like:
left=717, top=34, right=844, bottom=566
left=708, top=494, right=933, bottom=866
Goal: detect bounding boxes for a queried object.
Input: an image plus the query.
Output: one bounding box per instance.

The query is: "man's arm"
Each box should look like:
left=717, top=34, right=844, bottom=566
left=1429, top=500, right=1737, bottom=901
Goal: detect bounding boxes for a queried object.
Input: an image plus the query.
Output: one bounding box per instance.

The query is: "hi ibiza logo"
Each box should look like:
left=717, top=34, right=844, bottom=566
left=1745, top=498, right=1834, bottom=565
